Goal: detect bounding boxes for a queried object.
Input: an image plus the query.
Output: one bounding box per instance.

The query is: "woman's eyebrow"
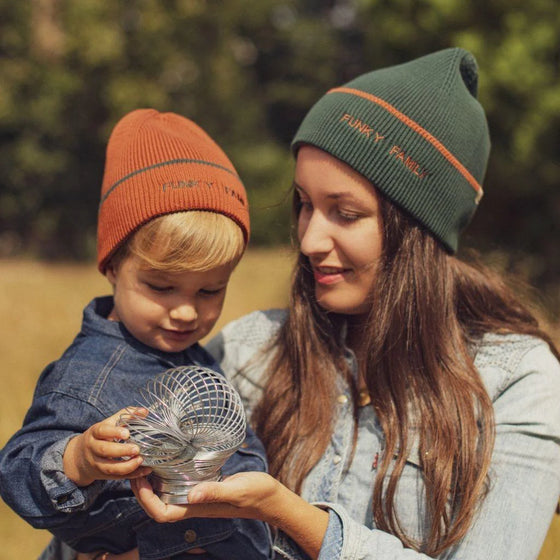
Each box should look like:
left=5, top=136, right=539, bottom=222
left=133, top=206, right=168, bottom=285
left=293, top=181, right=358, bottom=201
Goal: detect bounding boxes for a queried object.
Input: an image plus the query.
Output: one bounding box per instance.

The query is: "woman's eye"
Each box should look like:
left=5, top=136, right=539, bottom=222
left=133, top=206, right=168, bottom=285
left=295, top=192, right=312, bottom=210
left=338, top=209, right=360, bottom=221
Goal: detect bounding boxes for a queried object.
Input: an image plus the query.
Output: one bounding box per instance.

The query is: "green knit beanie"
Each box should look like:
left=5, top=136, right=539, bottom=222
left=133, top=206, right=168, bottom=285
left=291, top=48, right=490, bottom=253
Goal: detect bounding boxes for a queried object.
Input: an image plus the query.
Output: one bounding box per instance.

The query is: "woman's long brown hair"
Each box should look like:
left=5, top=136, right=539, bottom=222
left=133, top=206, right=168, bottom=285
left=252, top=193, right=558, bottom=555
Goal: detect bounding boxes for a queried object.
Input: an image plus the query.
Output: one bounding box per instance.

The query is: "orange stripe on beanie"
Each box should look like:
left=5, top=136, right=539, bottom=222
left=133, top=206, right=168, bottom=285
left=97, top=109, right=249, bottom=273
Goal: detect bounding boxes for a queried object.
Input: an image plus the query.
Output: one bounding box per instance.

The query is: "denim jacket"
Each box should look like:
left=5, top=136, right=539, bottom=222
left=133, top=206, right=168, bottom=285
left=206, top=309, right=560, bottom=560
left=0, top=297, right=271, bottom=560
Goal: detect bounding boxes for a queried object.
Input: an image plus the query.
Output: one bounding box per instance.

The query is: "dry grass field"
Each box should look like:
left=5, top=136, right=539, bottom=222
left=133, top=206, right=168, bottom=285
left=0, top=251, right=558, bottom=559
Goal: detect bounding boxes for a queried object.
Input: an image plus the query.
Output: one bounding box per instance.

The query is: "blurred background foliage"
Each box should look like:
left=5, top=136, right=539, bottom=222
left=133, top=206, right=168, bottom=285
left=0, top=0, right=559, bottom=311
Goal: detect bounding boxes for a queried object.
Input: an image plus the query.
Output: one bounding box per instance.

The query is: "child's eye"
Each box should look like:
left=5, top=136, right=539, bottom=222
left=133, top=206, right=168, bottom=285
left=199, top=287, right=225, bottom=296
left=146, top=283, right=172, bottom=293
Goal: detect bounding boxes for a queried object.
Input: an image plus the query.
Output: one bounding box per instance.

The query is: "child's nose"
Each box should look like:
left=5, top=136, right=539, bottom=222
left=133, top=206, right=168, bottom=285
left=169, top=301, right=198, bottom=323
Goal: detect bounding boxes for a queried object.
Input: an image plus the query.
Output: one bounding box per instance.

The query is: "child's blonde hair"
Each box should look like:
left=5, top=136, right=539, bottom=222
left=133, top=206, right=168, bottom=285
left=110, top=211, right=245, bottom=273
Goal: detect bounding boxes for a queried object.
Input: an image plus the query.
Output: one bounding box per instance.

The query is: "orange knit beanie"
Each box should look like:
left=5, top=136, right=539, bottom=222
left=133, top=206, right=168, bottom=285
left=97, top=109, right=249, bottom=273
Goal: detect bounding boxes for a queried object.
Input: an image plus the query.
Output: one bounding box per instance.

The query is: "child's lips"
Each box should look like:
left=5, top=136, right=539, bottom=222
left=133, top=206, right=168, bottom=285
left=162, top=327, right=196, bottom=339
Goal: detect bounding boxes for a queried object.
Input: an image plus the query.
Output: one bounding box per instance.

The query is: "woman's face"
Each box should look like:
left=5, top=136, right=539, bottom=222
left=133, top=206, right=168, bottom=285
left=295, top=145, right=383, bottom=316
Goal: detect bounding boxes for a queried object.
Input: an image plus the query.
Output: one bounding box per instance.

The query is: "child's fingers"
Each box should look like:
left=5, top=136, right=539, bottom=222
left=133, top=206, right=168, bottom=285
left=91, top=421, right=131, bottom=442
left=94, top=455, right=149, bottom=479
left=90, top=438, right=140, bottom=459
left=91, top=406, right=148, bottom=440
left=106, top=407, right=150, bottom=430
left=117, top=406, right=150, bottom=421
left=127, top=465, right=153, bottom=479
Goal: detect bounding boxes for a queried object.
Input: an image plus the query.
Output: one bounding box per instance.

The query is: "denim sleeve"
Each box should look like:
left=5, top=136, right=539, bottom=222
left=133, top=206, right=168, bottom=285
left=270, top=508, right=344, bottom=560
left=0, top=391, right=126, bottom=527
left=444, top=341, right=560, bottom=559
left=314, top=342, right=560, bottom=560
left=314, top=501, right=435, bottom=559
left=317, top=508, right=344, bottom=559
left=40, top=436, right=108, bottom=512
left=38, top=537, right=78, bottom=560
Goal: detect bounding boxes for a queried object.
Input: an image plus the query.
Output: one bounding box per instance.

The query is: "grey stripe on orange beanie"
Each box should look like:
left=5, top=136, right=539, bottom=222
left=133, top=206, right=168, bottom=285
left=97, top=109, right=249, bottom=272
left=291, top=48, right=491, bottom=253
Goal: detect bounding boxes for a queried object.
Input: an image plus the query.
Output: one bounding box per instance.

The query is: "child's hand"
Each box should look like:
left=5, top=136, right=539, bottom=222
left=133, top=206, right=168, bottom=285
left=63, top=407, right=152, bottom=487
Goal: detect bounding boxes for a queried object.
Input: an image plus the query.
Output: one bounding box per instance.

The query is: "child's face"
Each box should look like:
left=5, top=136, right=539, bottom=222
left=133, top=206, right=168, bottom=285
left=106, top=255, right=234, bottom=353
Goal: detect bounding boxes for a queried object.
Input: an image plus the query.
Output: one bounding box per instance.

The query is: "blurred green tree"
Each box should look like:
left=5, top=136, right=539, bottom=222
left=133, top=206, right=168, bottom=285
left=0, top=0, right=558, bottom=309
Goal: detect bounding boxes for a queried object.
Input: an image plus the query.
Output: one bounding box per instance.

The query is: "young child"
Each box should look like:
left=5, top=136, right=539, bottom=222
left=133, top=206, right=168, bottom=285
left=0, top=109, right=270, bottom=559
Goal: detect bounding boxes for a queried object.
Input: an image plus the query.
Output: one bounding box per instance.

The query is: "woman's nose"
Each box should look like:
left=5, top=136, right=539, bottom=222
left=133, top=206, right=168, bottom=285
left=169, top=300, right=197, bottom=323
left=298, top=211, right=333, bottom=257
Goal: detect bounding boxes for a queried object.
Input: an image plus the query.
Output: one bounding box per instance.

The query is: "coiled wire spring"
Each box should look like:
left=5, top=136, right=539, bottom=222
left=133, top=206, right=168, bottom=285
left=120, top=365, right=246, bottom=504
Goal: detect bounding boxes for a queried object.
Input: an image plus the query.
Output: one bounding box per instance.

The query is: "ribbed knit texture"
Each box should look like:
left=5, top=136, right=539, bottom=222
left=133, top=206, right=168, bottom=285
left=97, top=109, right=249, bottom=272
left=291, top=48, right=491, bottom=252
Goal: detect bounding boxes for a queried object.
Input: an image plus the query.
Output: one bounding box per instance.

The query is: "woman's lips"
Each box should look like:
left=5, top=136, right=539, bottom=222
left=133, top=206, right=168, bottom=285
left=313, top=266, right=349, bottom=285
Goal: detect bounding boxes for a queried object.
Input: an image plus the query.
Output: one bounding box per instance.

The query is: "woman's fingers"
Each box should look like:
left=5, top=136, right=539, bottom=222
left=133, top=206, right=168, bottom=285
left=131, top=472, right=279, bottom=522
left=189, top=472, right=278, bottom=508
left=130, top=476, right=230, bottom=522
left=131, top=477, right=188, bottom=523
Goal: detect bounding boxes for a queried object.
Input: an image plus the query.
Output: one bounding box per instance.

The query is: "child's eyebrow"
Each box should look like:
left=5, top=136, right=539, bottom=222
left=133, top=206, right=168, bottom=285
left=139, top=268, right=175, bottom=280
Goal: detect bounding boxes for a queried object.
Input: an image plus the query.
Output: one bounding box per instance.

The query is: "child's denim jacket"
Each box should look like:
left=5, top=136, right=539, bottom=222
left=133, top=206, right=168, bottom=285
left=0, top=297, right=271, bottom=559
left=207, top=309, right=560, bottom=560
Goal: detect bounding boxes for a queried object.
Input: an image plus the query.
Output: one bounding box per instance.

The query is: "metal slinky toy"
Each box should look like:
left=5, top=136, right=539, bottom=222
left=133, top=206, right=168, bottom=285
left=120, top=365, right=247, bottom=504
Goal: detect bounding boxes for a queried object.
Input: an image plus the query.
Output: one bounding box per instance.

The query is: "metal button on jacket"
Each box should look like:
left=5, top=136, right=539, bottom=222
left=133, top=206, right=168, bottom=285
left=184, top=529, right=197, bottom=543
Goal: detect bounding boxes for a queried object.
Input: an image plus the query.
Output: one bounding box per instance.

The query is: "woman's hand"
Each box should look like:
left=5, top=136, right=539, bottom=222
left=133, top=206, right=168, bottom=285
left=63, top=408, right=152, bottom=487
left=131, top=472, right=329, bottom=559
left=131, top=471, right=279, bottom=524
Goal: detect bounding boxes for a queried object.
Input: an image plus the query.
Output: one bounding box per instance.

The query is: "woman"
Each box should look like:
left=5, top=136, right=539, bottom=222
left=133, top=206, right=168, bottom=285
left=133, top=48, right=560, bottom=559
